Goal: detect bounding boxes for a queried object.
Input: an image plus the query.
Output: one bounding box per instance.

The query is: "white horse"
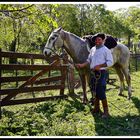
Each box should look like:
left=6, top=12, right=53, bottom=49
left=43, top=27, right=132, bottom=104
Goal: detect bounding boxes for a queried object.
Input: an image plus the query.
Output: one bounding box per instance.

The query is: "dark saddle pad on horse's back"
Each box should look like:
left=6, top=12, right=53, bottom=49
left=86, top=34, right=118, bottom=49
left=105, top=35, right=118, bottom=49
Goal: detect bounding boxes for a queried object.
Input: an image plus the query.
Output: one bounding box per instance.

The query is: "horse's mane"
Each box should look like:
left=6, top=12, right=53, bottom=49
left=62, top=30, right=85, bottom=44
left=60, top=30, right=89, bottom=63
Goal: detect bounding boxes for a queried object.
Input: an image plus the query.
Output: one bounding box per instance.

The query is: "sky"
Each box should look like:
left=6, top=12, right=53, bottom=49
left=98, top=2, right=140, bottom=11
left=1, top=2, right=140, bottom=11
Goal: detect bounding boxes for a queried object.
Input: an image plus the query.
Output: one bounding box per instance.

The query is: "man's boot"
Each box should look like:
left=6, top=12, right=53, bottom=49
left=101, top=99, right=109, bottom=118
left=92, top=98, right=100, bottom=114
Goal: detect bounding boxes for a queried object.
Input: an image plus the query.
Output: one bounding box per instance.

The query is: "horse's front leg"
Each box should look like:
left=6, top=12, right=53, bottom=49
left=80, top=74, right=88, bottom=104
left=67, top=64, right=75, bottom=95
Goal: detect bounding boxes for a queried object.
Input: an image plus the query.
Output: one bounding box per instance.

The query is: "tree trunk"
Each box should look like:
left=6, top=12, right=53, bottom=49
left=9, top=38, right=17, bottom=64
left=127, top=34, right=131, bottom=49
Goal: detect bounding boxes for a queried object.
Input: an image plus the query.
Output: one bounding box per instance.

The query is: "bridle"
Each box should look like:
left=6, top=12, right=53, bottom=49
left=46, top=33, right=69, bottom=64
left=46, top=32, right=65, bottom=56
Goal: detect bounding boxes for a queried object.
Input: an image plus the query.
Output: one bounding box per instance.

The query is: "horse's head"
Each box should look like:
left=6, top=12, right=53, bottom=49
left=43, top=27, right=64, bottom=57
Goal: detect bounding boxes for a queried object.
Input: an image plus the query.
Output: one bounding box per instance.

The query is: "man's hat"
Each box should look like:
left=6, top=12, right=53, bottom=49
left=95, top=33, right=106, bottom=40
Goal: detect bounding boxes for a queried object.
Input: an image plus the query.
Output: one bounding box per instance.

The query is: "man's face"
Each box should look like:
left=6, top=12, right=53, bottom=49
left=95, top=37, right=104, bottom=46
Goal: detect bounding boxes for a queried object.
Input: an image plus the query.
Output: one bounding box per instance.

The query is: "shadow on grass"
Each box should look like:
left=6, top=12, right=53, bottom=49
left=92, top=113, right=140, bottom=136
left=62, top=94, right=140, bottom=136
left=131, top=96, right=140, bottom=114
left=89, top=96, right=140, bottom=136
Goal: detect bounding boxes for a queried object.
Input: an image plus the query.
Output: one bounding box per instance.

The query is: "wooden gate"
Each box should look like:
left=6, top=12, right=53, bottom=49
left=0, top=49, right=69, bottom=118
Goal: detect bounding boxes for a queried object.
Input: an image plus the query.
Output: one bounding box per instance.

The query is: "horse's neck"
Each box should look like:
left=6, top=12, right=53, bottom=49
left=61, top=30, right=88, bottom=63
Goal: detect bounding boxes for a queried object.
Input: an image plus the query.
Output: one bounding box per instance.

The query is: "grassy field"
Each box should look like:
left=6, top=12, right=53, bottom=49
left=0, top=69, right=140, bottom=137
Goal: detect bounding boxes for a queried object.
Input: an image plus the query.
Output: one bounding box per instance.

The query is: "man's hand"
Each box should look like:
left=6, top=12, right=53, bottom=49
left=75, top=62, right=89, bottom=69
left=75, top=64, right=82, bottom=69
left=93, top=65, right=101, bottom=71
left=92, top=63, right=107, bottom=71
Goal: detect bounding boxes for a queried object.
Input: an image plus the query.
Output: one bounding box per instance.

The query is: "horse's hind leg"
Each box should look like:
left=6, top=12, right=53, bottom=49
left=122, top=67, right=132, bottom=100
left=114, top=65, right=125, bottom=96
left=79, top=74, right=88, bottom=104
left=87, top=73, right=96, bottom=105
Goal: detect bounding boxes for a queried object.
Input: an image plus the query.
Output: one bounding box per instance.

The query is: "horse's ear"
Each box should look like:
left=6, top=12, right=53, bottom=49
left=57, top=26, right=62, bottom=32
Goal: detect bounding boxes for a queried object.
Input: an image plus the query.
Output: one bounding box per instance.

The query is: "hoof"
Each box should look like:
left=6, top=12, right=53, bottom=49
left=89, top=98, right=95, bottom=105
left=101, top=113, right=110, bottom=119
left=128, top=92, right=132, bottom=100
left=118, top=93, right=123, bottom=96
left=91, top=109, right=102, bottom=115
left=82, top=102, right=87, bottom=105
left=82, top=98, right=88, bottom=105
left=82, top=100, right=88, bottom=105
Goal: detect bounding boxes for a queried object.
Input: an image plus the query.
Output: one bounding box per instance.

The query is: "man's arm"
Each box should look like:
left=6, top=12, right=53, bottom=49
left=75, top=61, right=89, bottom=69
left=92, top=63, right=107, bottom=71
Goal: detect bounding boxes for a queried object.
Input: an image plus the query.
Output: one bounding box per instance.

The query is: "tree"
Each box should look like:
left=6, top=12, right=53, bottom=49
left=114, top=6, right=140, bottom=47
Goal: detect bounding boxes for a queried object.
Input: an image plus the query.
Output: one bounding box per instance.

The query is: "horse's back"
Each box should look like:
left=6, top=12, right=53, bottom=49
left=112, top=43, right=130, bottom=67
left=116, top=43, right=130, bottom=55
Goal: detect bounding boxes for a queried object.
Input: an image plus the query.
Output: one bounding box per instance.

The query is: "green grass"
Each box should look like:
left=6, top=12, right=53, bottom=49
left=0, top=70, right=140, bottom=136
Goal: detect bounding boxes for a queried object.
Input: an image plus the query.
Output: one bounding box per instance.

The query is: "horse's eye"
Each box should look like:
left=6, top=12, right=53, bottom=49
left=51, top=37, right=55, bottom=40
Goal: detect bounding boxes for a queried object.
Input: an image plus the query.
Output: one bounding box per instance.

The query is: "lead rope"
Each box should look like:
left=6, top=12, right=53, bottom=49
left=91, top=71, right=101, bottom=98
left=91, top=70, right=132, bottom=115
left=109, top=99, right=131, bottom=114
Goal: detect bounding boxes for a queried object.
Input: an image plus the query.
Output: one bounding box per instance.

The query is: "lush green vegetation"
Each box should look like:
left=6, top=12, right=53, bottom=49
left=0, top=4, right=139, bottom=54
left=0, top=70, right=140, bottom=136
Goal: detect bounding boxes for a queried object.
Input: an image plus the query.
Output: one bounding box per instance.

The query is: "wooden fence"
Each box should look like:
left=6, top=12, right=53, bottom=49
left=129, top=43, right=140, bottom=72
left=0, top=49, right=69, bottom=118
left=130, top=53, right=140, bottom=72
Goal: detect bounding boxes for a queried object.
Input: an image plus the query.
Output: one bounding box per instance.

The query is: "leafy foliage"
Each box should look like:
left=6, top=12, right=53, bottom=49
left=0, top=4, right=139, bottom=53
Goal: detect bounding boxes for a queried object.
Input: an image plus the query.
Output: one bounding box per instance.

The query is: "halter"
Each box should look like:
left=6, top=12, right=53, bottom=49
left=46, top=33, right=65, bottom=58
left=46, top=35, right=69, bottom=66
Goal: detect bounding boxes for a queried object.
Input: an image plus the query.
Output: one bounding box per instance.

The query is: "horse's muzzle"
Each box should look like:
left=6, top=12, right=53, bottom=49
left=44, top=50, right=51, bottom=57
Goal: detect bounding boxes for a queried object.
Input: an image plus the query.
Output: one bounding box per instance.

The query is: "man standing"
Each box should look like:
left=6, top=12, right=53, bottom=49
left=76, top=33, right=113, bottom=118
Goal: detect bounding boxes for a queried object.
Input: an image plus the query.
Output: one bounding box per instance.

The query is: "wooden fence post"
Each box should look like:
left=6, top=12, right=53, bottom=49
left=31, top=57, right=35, bottom=98
left=60, top=68, right=66, bottom=96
